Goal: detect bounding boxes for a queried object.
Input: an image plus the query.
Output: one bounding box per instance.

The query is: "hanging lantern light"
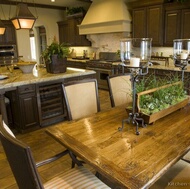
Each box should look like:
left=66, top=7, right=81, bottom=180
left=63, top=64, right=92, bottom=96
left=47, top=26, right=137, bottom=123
left=11, top=3, right=36, bottom=30
left=0, top=5, right=6, bottom=35
left=0, top=20, right=6, bottom=35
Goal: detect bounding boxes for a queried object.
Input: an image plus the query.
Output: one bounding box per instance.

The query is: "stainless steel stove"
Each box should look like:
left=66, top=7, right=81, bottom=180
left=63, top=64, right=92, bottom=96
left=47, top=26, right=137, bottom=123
left=86, top=52, right=121, bottom=90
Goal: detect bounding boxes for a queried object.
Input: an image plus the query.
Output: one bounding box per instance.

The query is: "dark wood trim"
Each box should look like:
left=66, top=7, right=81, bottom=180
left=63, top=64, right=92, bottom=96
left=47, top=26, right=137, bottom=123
left=128, top=0, right=165, bottom=8
left=128, top=0, right=190, bottom=8
left=0, top=0, right=67, bottom=10
left=164, top=1, right=190, bottom=9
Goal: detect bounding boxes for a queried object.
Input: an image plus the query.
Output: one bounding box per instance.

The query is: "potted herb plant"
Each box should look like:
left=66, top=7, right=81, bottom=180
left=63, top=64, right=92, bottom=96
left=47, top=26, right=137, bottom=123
left=42, top=37, right=70, bottom=73
left=66, top=7, right=85, bottom=18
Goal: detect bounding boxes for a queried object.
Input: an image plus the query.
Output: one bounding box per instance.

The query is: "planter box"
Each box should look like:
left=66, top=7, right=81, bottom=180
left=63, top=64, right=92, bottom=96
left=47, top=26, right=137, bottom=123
left=141, top=97, right=189, bottom=124
left=137, top=81, right=189, bottom=124
left=45, top=55, right=67, bottom=74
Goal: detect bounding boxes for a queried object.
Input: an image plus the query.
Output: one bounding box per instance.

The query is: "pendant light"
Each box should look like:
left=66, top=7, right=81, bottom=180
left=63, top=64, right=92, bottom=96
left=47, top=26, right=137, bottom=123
left=11, top=3, right=36, bottom=30
left=0, top=20, right=6, bottom=35
left=0, top=5, right=6, bottom=35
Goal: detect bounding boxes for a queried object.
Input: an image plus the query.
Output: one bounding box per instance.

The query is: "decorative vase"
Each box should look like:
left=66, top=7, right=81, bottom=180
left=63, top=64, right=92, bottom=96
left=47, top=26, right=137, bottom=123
left=45, top=55, right=67, bottom=74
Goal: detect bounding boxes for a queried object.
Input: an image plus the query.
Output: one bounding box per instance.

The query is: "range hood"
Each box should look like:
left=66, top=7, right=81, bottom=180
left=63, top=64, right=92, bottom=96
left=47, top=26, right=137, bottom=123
left=78, top=0, right=132, bottom=35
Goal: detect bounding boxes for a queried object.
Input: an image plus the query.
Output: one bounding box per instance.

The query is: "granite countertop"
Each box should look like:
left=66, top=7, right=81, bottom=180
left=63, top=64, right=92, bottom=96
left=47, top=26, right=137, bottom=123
left=114, top=62, right=190, bottom=72
left=0, top=66, right=95, bottom=90
left=67, top=58, right=89, bottom=63
left=149, top=64, right=190, bottom=72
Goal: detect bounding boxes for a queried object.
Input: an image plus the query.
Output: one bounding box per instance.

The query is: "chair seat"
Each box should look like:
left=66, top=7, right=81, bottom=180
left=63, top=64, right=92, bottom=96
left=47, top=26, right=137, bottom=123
left=151, top=160, right=190, bottom=189
left=44, top=166, right=110, bottom=189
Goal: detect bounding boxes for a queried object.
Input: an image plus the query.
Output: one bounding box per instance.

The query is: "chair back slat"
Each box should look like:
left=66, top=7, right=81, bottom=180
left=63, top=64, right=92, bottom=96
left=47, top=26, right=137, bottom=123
left=0, top=116, right=44, bottom=189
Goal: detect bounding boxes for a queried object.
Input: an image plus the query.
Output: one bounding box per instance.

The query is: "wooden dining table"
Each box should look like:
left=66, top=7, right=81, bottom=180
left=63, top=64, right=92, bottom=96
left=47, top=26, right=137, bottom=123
left=46, top=104, right=190, bottom=189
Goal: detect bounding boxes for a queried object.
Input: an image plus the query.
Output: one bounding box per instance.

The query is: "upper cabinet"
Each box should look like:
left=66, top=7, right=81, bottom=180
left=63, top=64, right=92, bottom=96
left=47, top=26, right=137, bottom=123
left=164, top=9, right=181, bottom=46
left=132, top=7, right=146, bottom=39
left=132, top=1, right=190, bottom=47
left=132, top=5, right=163, bottom=46
left=57, top=16, right=91, bottom=46
left=181, top=9, right=190, bottom=39
left=164, top=4, right=190, bottom=46
left=0, top=20, right=17, bottom=45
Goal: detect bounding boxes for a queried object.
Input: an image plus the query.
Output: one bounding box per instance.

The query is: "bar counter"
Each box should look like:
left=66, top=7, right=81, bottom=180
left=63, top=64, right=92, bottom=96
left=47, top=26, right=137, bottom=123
left=0, top=66, right=95, bottom=91
left=149, top=64, right=190, bottom=72
left=0, top=66, right=96, bottom=131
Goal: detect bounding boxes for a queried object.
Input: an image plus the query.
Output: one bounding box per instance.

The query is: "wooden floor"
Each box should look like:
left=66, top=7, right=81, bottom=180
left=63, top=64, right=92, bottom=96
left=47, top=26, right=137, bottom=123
left=0, top=89, right=112, bottom=189
left=0, top=89, right=190, bottom=189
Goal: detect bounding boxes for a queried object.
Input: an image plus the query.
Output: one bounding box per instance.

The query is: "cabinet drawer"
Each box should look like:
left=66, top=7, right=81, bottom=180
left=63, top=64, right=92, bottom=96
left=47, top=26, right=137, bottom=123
left=18, top=84, right=36, bottom=94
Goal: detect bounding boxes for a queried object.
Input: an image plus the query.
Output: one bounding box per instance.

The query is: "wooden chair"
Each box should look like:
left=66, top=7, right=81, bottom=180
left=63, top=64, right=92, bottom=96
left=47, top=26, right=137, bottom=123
left=0, top=116, right=110, bottom=189
left=62, top=79, right=101, bottom=168
left=151, top=158, right=190, bottom=189
left=62, top=79, right=100, bottom=120
left=107, top=73, right=132, bottom=107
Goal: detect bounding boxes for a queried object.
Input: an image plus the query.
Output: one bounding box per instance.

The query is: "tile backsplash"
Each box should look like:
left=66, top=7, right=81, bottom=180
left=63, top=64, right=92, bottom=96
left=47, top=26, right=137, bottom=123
left=71, top=33, right=174, bottom=61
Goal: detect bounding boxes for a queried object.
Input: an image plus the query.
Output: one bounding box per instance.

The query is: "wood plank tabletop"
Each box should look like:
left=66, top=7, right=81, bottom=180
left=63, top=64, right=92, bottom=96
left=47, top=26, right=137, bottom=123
left=46, top=104, right=190, bottom=189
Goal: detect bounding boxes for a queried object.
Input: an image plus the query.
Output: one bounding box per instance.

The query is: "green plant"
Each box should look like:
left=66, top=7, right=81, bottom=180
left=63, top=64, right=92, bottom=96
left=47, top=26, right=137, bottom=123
left=42, top=37, right=70, bottom=62
left=136, top=74, right=187, bottom=115
left=66, top=7, right=85, bottom=15
left=116, top=50, right=120, bottom=56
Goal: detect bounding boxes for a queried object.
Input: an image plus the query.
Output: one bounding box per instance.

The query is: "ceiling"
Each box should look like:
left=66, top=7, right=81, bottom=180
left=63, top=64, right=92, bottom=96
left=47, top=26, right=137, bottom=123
left=0, top=0, right=92, bottom=9
left=0, top=0, right=137, bottom=9
left=30, top=0, right=92, bottom=8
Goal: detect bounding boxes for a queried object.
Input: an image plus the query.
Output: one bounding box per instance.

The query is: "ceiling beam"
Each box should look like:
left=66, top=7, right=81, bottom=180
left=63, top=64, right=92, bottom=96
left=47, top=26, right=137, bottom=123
left=0, top=0, right=67, bottom=10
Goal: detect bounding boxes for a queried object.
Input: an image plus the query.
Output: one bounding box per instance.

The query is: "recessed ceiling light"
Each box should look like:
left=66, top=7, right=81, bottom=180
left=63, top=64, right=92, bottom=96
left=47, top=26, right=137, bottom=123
left=51, top=0, right=55, bottom=2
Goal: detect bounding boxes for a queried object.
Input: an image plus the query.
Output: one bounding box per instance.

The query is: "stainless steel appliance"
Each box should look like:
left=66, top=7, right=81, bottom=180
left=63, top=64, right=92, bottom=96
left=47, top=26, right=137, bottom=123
left=86, top=52, right=121, bottom=90
left=0, top=45, right=18, bottom=66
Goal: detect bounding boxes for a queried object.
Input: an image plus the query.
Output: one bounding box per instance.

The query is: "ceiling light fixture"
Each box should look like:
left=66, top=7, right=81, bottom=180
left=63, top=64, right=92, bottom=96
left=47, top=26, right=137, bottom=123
left=10, top=3, right=36, bottom=30
left=0, top=20, right=6, bottom=35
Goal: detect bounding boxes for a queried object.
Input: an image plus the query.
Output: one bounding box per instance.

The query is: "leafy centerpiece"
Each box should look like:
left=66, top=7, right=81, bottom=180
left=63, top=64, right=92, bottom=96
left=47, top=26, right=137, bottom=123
left=42, top=37, right=70, bottom=74
left=135, top=74, right=189, bottom=124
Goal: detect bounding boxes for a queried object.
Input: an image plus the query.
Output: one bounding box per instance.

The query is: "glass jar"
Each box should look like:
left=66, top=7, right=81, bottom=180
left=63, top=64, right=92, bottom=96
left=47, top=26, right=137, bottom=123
left=120, top=38, right=152, bottom=67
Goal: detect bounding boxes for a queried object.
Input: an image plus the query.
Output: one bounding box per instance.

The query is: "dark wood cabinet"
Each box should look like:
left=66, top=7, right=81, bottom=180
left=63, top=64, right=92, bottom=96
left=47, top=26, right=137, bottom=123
left=0, top=20, right=17, bottom=45
left=164, top=3, right=190, bottom=46
left=132, top=1, right=190, bottom=47
left=19, top=93, right=39, bottom=130
left=132, top=7, right=146, bottom=39
left=57, top=17, right=91, bottom=46
left=133, top=5, right=163, bottom=46
left=181, top=9, right=190, bottom=39
left=74, top=17, right=91, bottom=46
left=6, top=84, right=39, bottom=133
left=164, top=9, right=181, bottom=46
left=147, top=5, right=163, bottom=46
left=58, top=20, right=74, bottom=45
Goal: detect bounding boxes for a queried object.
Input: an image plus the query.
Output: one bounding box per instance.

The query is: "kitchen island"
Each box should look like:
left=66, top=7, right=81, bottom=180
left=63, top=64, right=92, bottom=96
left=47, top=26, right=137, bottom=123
left=0, top=66, right=96, bottom=133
